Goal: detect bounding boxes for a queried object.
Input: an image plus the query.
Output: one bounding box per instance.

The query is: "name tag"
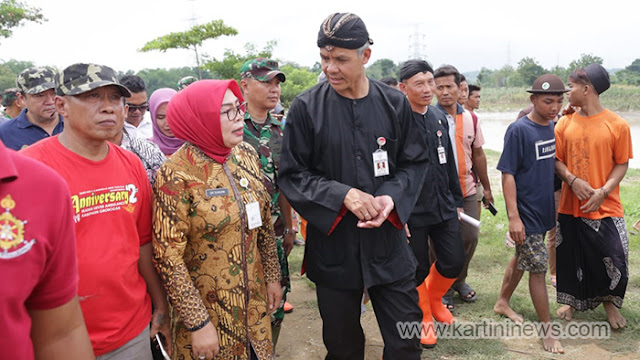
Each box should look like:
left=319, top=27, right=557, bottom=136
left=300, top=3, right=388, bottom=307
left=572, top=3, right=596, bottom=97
left=373, top=150, right=389, bottom=177
left=438, top=146, right=447, bottom=164
left=246, top=201, right=263, bottom=230
left=205, top=188, right=229, bottom=197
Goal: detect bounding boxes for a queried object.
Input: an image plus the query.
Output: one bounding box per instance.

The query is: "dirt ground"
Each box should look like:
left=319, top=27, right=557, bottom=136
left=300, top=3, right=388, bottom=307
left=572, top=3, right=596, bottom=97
left=275, top=275, right=638, bottom=360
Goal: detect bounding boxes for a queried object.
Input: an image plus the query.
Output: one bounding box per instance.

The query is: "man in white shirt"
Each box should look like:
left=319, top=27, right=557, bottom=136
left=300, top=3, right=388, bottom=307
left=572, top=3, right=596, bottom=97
left=120, top=75, right=153, bottom=139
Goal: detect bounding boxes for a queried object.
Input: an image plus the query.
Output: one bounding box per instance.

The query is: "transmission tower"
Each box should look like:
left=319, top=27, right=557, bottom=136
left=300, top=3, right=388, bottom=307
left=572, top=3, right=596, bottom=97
left=408, top=24, right=427, bottom=61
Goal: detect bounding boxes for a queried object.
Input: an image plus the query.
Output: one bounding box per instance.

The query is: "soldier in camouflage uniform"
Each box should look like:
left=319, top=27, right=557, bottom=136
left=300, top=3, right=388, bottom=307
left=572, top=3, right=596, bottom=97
left=1, top=88, right=24, bottom=121
left=0, top=67, right=64, bottom=150
left=240, top=58, right=294, bottom=347
left=177, top=76, right=197, bottom=91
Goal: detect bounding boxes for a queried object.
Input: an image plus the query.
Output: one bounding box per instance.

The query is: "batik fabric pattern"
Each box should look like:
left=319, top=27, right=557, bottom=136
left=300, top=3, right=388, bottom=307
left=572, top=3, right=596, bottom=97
left=153, top=142, right=281, bottom=360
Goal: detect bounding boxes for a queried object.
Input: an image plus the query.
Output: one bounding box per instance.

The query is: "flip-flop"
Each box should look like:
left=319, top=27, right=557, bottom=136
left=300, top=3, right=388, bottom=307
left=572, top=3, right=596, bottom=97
left=455, top=283, right=477, bottom=302
left=442, top=289, right=455, bottom=311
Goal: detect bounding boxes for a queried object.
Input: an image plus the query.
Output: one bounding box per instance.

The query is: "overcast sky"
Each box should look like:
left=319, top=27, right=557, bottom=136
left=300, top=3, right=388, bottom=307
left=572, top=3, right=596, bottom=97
left=2, top=0, right=638, bottom=74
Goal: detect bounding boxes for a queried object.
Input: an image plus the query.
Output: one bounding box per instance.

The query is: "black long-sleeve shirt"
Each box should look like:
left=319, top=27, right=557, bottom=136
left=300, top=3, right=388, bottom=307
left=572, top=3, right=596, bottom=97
left=278, top=79, right=428, bottom=289
left=408, top=106, right=464, bottom=229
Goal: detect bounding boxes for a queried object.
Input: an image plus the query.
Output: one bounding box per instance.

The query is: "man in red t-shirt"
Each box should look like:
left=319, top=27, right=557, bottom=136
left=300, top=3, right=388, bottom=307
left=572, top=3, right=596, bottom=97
left=21, top=63, right=170, bottom=359
left=0, top=139, right=94, bottom=360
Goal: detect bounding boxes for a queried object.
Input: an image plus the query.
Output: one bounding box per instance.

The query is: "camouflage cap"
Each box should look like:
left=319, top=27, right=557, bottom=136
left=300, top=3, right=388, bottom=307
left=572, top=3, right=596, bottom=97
left=1, top=88, right=20, bottom=106
left=56, top=63, right=131, bottom=97
left=240, top=58, right=286, bottom=83
left=16, top=67, right=57, bottom=95
left=177, top=76, right=197, bottom=90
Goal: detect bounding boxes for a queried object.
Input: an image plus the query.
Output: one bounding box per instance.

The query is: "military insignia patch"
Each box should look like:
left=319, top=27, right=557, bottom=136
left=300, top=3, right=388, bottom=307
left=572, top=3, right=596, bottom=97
left=0, top=194, right=36, bottom=259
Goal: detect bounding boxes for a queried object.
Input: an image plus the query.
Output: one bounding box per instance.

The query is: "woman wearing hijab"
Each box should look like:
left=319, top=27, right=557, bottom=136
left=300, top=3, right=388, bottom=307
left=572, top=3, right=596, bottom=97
left=152, top=80, right=282, bottom=360
left=149, top=87, right=184, bottom=156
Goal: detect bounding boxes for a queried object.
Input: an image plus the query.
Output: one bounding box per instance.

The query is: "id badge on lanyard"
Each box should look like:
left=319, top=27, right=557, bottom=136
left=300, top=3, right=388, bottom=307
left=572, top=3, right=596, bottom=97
left=239, top=178, right=262, bottom=230
left=373, top=137, right=389, bottom=177
left=436, top=130, right=447, bottom=164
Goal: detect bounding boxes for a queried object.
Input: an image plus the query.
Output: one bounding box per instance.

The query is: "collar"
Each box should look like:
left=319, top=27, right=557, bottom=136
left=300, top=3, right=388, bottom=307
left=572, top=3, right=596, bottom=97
left=435, top=103, right=464, bottom=116
left=244, top=111, right=282, bottom=128
left=0, top=141, right=18, bottom=182
left=16, top=109, right=34, bottom=129
left=15, top=109, right=63, bottom=129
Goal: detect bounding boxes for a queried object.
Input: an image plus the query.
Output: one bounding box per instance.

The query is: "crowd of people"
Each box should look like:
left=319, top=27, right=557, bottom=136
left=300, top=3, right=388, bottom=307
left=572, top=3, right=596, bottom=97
left=0, top=11, right=633, bottom=360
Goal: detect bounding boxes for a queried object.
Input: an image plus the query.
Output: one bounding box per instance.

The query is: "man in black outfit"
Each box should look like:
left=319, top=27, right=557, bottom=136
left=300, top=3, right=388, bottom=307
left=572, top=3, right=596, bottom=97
left=278, top=13, right=428, bottom=360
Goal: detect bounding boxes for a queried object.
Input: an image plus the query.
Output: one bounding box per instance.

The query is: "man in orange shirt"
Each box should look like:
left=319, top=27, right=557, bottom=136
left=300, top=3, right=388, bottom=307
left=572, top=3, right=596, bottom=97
left=555, top=63, right=632, bottom=329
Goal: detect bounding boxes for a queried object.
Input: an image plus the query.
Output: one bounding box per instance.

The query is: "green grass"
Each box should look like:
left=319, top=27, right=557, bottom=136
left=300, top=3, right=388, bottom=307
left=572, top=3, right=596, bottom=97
left=286, top=149, right=640, bottom=359
left=480, top=85, right=640, bottom=112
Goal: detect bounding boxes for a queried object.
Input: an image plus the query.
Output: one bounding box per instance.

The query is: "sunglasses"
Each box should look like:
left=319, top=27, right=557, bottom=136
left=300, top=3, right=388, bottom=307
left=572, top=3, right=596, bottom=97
left=127, top=104, right=148, bottom=112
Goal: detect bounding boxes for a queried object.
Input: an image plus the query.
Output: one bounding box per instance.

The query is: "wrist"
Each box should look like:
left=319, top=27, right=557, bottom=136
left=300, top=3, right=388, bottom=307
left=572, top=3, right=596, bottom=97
left=601, top=187, right=609, bottom=198
left=283, top=228, right=297, bottom=235
left=569, top=176, right=578, bottom=187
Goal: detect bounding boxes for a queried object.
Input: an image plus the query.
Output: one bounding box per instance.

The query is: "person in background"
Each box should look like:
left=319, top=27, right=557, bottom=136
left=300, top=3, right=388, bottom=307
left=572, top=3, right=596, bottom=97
left=457, top=74, right=469, bottom=107
left=434, top=64, right=493, bottom=305
left=555, top=64, right=632, bottom=330
left=239, top=57, right=294, bottom=348
left=399, top=59, right=464, bottom=348
left=2, top=88, right=24, bottom=121
left=0, top=67, right=63, bottom=150
left=465, top=84, right=481, bottom=113
left=177, top=76, right=197, bottom=91
left=1, top=138, right=95, bottom=360
left=120, top=75, right=153, bottom=139
left=493, top=74, right=566, bottom=354
left=153, top=80, right=282, bottom=360
left=149, top=88, right=183, bottom=156
left=380, top=77, right=399, bottom=90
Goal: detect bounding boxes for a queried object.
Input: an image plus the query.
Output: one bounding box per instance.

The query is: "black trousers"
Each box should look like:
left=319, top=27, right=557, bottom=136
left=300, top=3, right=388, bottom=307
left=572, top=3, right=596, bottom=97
left=316, top=275, right=422, bottom=360
left=409, top=216, right=465, bottom=284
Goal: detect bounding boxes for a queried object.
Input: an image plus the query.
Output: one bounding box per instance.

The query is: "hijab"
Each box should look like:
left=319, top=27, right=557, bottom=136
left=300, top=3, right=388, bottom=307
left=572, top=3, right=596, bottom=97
left=166, top=80, right=244, bottom=164
left=149, top=88, right=182, bottom=155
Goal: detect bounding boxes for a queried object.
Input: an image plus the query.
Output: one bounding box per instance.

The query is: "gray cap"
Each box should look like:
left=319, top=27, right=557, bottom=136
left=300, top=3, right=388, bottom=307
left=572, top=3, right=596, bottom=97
left=16, top=67, right=57, bottom=95
left=56, top=63, right=131, bottom=97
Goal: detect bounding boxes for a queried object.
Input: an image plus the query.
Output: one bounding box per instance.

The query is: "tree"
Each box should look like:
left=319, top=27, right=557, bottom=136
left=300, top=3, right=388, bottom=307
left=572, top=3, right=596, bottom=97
left=139, top=20, right=238, bottom=79
left=568, top=53, right=604, bottom=72
left=0, top=58, right=34, bottom=90
left=136, top=67, right=209, bottom=95
left=0, top=0, right=45, bottom=42
left=279, top=64, right=317, bottom=107
left=365, top=58, right=398, bottom=80
left=516, top=57, right=545, bottom=86
left=626, top=58, right=640, bottom=74
left=204, top=41, right=276, bottom=80
left=549, top=65, right=569, bottom=83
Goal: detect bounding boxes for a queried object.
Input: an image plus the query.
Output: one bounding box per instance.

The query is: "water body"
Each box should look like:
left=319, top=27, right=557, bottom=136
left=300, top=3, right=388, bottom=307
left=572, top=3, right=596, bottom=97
left=477, top=111, right=640, bottom=169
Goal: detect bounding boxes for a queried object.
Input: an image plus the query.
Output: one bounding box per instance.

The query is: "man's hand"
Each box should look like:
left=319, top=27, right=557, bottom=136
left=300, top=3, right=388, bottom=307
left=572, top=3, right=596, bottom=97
left=482, top=188, right=494, bottom=208
left=150, top=309, right=172, bottom=356
left=571, top=178, right=595, bottom=201
left=283, top=230, right=296, bottom=257
left=580, top=188, right=607, bottom=213
left=509, top=217, right=526, bottom=245
left=344, top=188, right=381, bottom=221
left=456, top=207, right=464, bottom=220
left=357, top=195, right=394, bottom=228
left=266, top=282, right=283, bottom=313
left=404, top=224, right=411, bottom=238
left=191, top=322, right=219, bottom=360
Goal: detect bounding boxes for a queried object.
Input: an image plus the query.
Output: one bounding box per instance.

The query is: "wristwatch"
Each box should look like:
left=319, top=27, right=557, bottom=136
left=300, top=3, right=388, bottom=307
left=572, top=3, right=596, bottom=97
left=283, top=228, right=295, bottom=235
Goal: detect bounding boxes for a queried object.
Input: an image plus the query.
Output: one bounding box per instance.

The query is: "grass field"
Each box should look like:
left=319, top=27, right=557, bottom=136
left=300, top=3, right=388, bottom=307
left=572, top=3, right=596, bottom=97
left=286, top=149, right=640, bottom=359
